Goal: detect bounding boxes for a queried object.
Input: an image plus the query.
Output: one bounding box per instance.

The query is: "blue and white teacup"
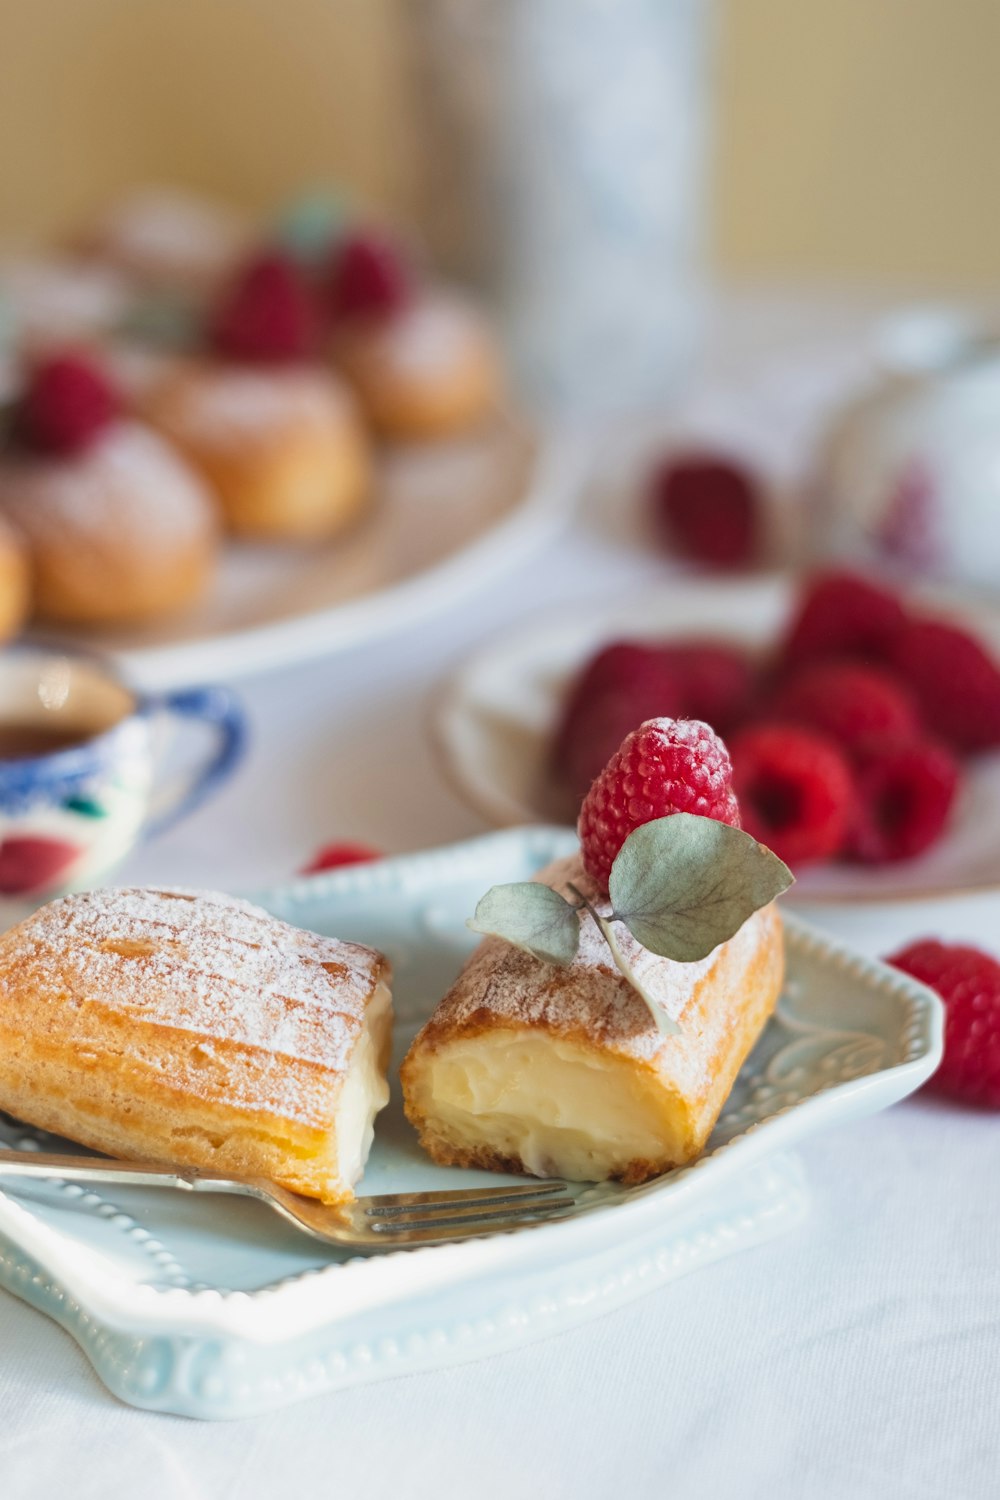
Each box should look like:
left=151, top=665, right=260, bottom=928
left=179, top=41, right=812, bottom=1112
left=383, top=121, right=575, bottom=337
left=0, top=648, right=245, bottom=904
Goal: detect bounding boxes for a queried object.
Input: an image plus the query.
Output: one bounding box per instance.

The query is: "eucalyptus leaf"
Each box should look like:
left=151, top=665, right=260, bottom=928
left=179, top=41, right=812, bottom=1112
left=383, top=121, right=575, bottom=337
left=608, top=814, right=793, bottom=963
left=467, top=882, right=581, bottom=965
left=591, top=909, right=682, bottom=1037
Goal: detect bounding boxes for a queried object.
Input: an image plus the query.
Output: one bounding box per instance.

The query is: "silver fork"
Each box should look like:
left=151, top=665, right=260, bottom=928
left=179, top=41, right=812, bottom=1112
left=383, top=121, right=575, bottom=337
left=0, top=1146, right=590, bottom=1250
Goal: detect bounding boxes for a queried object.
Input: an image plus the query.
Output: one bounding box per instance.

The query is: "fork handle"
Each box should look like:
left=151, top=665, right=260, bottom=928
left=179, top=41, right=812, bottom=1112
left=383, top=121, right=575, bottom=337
left=0, top=1145, right=250, bottom=1196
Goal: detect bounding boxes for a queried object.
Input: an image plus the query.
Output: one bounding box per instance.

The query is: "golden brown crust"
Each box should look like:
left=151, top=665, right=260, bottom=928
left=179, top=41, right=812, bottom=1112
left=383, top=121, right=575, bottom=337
left=0, top=888, right=391, bottom=1202
left=403, top=1132, right=664, bottom=1188
left=143, top=362, right=373, bottom=540
left=0, top=516, right=30, bottom=641
left=401, top=856, right=785, bottom=1184
left=332, top=293, right=502, bottom=442
left=0, top=422, right=217, bottom=625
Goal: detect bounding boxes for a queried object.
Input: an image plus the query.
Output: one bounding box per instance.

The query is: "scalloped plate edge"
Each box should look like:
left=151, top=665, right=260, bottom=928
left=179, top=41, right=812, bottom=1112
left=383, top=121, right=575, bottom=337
left=0, top=832, right=942, bottom=1341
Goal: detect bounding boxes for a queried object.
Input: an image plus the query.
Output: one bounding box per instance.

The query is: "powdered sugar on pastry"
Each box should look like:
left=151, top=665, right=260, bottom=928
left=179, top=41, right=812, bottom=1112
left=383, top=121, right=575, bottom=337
left=0, top=888, right=392, bottom=1202
left=87, top=188, right=252, bottom=289
left=147, top=364, right=359, bottom=448
left=441, top=854, right=771, bottom=1071
left=368, top=294, right=491, bottom=378
left=0, top=421, right=215, bottom=557
left=402, top=854, right=783, bottom=1184
left=0, top=887, right=386, bottom=1122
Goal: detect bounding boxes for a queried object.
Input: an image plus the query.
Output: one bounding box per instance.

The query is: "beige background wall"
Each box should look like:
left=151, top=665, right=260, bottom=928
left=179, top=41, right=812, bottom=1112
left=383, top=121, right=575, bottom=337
left=1, top=0, right=996, bottom=289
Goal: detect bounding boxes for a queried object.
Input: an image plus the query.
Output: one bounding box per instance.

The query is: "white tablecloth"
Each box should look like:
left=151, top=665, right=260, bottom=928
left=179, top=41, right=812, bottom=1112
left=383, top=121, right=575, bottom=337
left=2, top=293, right=997, bottom=1500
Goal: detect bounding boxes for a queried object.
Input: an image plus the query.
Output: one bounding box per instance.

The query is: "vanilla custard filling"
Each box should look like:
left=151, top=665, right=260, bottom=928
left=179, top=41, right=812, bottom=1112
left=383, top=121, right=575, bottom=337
left=411, top=1031, right=685, bottom=1182
left=334, top=979, right=393, bottom=1190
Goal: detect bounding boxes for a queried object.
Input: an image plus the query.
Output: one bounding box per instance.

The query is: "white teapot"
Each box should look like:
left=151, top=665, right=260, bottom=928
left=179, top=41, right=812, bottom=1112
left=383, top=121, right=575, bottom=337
left=811, top=308, right=1000, bottom=591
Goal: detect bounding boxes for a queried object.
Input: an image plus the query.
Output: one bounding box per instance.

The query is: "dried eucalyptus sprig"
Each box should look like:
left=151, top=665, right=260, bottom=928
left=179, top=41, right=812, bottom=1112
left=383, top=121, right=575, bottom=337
left=468, top=814, right=793, bottom=1037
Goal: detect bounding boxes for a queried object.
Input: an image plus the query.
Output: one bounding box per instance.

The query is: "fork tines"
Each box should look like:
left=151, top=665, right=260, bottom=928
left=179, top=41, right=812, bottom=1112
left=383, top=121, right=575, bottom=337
left=355, top=1179, right=576, bottom=1237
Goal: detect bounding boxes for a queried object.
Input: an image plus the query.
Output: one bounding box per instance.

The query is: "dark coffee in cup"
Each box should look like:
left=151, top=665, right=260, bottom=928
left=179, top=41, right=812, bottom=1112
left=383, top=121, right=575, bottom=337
left=0, top=723, right=98, bottom=760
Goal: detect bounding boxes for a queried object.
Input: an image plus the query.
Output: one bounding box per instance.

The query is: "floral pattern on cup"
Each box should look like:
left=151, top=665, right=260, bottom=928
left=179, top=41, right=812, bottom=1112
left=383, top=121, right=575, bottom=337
left=0, top=650, right=245, bottom=908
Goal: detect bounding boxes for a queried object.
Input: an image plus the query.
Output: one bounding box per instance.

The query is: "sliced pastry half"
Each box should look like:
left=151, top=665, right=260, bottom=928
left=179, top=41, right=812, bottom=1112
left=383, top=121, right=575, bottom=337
left=0, top=888, right=392, bottom=1204
left=401, top=855, right=783, bottom=1185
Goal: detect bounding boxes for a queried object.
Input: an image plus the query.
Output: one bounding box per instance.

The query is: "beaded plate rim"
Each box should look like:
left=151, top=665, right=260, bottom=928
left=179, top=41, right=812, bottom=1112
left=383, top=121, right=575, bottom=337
left=0, top=829, right=943, bottom=1415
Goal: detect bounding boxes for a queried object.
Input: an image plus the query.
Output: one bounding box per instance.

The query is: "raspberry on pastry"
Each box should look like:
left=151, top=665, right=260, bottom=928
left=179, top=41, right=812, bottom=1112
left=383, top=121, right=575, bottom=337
left=1, top=357, right=217, bottom=627
left=325, top=231, right=414, bottom=324
left=16, top=352, right=119, bottom=456
left=578, top=717, right=740, bottom=893
left=210, top=251, right=321, bottom=364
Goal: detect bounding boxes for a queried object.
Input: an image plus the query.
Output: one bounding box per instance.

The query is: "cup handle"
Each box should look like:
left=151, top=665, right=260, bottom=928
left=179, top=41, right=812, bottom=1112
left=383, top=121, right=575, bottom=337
left=142, top=686, right=246, bottom=838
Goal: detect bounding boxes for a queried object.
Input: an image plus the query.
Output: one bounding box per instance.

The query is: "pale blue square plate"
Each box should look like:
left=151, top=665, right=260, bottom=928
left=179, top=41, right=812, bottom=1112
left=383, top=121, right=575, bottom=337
left=0, top=829, right=942, bottom=1418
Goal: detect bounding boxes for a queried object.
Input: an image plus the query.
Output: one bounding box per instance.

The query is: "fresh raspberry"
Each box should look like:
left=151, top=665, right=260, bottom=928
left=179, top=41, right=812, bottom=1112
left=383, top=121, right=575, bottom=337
left=650, top=453, right=761, bottom=569
left=888, top=617, right=1000, bottom=752
left=210, top=251, right=321, bottom=362
left=728, top=723, right=854, bottom=868
left=552, top=643, right=684, bottom=799
left=560, top=642, right=673, bottom=701
left=660, top=641, right=755, bottom=735
left=300, top=841, right=382, bottom=875
left=765, top=659, right=921, bottom=751
left=779, top=570, right=907, bottom=669
left=15, top=352, right=118, bottom=456
left=887, top=939, right=1000, bottom=1108
left=848, top=736, right=960, bottom=863
left=577, top=717, right=740, bottom=893
left=325, top=231, right=413, bottom=324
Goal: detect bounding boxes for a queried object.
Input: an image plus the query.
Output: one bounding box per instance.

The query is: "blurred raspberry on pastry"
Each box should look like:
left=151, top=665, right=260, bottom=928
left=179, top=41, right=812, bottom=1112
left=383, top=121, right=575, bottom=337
left=0, top=351, right=218, bottom=625
left=141, top=250, right=372, bottom=541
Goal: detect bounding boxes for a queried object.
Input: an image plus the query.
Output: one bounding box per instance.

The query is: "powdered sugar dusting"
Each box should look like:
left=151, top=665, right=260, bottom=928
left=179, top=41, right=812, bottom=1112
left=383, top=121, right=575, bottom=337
left=0, top=254, right=133, bottom=342
left=0, top=888, right=386, bottom=1123
left=347, top=294, right=490, bottom=379
left=93, top=188, right=250, bottom=286
left=149, top=365, right=358, bottom=448
left=435, top=854, right=771, bottom=1085
left=0, top=422, right=215, bottom=557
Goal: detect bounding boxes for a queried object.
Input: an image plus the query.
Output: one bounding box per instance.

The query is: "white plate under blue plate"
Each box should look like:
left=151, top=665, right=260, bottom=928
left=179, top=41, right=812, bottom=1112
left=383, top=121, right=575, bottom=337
left=0, top=829, right=941, bottom=1419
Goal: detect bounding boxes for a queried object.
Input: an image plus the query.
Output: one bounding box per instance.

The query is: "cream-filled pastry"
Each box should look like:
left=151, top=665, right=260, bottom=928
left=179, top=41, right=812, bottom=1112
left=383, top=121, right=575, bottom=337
left=0, top=888, right=393, bottom=1204
left=0, top=350, right=217, bottom=626
left=0, top=419, right=218, bottom=626
left=402, top=854, right=784, bottom=1184
left=142, top=360, right=372, bottom=541
left=332, top=292, right=502, bottom=442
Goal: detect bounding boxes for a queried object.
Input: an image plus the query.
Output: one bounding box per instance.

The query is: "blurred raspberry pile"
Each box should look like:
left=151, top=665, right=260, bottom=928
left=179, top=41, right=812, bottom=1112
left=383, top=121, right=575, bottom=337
left=552, top=568, right=1000, bottom=871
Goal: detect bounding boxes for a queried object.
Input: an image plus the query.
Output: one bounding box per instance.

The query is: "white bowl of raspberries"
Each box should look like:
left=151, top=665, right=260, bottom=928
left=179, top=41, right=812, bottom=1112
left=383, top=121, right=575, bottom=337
left=435, top=569, right=1000, bottom=904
